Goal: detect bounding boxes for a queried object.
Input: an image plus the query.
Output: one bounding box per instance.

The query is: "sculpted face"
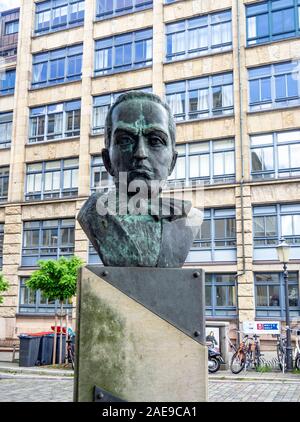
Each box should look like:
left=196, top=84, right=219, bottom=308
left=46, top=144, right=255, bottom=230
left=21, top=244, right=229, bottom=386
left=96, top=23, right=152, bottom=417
left=102, top=99, right=177, bottom=190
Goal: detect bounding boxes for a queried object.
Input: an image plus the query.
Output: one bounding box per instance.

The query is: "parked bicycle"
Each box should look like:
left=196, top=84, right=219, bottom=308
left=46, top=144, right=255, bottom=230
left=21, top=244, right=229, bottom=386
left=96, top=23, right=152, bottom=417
left=230, top=331, right=261, bottom=374
left=276, top=327, right=300, bottom=372
left=65, top=328, right=75, bottom=370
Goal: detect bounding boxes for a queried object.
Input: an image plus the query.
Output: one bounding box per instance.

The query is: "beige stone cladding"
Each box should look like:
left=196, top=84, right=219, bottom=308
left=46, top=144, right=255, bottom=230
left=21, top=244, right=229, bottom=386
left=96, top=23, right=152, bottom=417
left=0, top=0, right=299, bottom=339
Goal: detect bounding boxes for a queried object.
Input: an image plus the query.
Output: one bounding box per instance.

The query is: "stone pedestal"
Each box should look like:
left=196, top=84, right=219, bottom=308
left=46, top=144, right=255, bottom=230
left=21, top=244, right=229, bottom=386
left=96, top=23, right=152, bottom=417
left=74, top=266, right=207, bottom=402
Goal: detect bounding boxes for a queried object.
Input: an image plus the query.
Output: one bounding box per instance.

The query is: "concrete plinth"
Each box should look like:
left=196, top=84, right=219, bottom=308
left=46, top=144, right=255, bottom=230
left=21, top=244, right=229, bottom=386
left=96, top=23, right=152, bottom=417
left=74, top=266, right=207, bottom=402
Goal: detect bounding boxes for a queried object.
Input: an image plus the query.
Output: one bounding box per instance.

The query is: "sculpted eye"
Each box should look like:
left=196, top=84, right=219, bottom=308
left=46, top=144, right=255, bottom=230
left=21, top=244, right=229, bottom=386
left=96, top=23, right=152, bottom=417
left=119, top=136, right=134, bottom=146
left=149, top=136, right=164, bottom=147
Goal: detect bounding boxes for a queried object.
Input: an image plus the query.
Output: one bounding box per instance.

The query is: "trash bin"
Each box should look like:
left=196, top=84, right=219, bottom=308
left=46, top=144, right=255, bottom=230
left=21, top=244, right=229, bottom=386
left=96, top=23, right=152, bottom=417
left=38, top=333, right=55, bottom=365
left=18, top=334, right=43, bottom=367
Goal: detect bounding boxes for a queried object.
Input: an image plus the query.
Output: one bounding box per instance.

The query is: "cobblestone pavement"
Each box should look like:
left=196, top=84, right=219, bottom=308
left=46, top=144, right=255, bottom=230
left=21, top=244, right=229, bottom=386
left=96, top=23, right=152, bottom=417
left=1, top=376, right=300, bottom=402
left=0, top=377, right=73, bottom=402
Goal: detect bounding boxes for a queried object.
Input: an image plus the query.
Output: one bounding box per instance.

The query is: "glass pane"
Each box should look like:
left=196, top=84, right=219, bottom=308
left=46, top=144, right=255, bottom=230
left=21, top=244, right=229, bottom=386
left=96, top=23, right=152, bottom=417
left=228, top=285, right=236, bottom=306
left=200, top=220, right=211, bottom=240
left=288, top=285, right=298, bottom=307
left=205, top=285, right=212, bottom=306
left=265, top=216, right=277, bottom=236
left=254, top=216, right=265, bottom=237
left=216, top=286, right=227, bottom=306
left=256, top=285, right=268, bottom=306
left=215, top=219, right=225, bottom=239
left=281, top=215, right=293, bottom=236
left=290, top=144, right=300, bottom=168
left=269, top=285, right=280, bottom=306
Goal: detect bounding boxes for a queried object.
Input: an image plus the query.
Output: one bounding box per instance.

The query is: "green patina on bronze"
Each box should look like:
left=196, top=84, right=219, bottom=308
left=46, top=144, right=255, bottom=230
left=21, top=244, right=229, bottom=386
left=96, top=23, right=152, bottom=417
left=78, top=282, right=130, bottom=401
left=77, top=91, right=202, bottom=267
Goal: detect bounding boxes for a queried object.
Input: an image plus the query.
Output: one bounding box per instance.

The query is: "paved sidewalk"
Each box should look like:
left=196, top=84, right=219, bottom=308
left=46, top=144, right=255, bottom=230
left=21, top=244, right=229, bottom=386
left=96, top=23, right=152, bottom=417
left=0, top=362, right=73, bottom=377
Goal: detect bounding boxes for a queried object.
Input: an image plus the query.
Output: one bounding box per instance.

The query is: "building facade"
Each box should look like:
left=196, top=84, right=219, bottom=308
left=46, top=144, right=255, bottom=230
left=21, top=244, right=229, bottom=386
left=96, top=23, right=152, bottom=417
left=0, top=0, right=300, bottom=341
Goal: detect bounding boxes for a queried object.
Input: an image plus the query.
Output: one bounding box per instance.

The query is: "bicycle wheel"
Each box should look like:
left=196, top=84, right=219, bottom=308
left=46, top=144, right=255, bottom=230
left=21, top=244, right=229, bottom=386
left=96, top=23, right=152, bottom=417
left=277, top=344, right=286, bottom=371
left=68, top=349, right=75, bottom=370
left=295, top=355, right=300, bottom=370
left=254, top=344, right=262, bottom=369
left=230, top=351, right=246, bottom=374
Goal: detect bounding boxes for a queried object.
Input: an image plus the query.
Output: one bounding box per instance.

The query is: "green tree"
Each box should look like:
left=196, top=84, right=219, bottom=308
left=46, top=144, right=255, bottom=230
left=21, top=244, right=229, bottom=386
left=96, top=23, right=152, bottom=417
left=26, top=256, right=83, bottom=364
left=0, top=274, right=9, bottom=304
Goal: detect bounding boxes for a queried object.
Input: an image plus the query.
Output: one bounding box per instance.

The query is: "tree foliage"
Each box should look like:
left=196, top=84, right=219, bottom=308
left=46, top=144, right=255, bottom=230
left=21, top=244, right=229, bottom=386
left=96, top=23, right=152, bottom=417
left=26, top=256, right=83, bottom=302
left=0, top=273, right=9, bottom=304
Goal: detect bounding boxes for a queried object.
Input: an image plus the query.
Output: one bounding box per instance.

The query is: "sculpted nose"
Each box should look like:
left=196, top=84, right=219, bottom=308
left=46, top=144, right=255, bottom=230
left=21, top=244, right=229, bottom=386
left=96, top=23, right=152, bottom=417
left=134, top=136, right=148, bottom=160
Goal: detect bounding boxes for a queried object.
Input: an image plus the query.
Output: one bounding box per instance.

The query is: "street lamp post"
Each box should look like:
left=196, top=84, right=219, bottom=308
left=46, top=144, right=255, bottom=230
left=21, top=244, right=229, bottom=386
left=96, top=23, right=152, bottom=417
left=276, top=238, right=293, bottom=371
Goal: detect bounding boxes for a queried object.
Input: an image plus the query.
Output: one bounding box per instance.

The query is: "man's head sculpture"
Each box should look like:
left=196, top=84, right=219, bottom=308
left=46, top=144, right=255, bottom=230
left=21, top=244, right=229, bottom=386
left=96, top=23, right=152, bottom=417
left=77, top=91, right=203, bottom=267
left=101, top=91, right=178, bottom=192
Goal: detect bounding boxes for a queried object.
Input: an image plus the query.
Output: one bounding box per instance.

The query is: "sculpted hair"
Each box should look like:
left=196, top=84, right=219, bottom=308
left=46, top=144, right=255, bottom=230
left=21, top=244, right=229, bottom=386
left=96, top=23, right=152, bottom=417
left=104, top=91, right=176, bottom=149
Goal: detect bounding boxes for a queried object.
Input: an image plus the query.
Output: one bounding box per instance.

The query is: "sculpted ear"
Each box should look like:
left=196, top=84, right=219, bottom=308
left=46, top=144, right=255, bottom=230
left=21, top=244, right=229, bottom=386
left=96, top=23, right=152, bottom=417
left=169, top=151, right=178, bottom=175
left=102, top=148, right=114, bottom=176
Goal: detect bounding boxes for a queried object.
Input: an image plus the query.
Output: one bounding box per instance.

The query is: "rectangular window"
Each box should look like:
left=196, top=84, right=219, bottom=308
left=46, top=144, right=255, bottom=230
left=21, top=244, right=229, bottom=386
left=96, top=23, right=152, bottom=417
left=96, top=0, right=152, bottom=20
left=88, top=242, right=102, bottom=264
left=32, top=45, right=83, bottom=88
left=166, top=73, right=234, bottom=122
left=29, top=100, right=81, bottom=143
left=168, top=139, right=235, bottom=186
left=0, top=112, right=13, bottom=149
left=25, top=158, right=78, bottom=201
left=253, top=204, right=300, bottom=246
left=95, top=29, right=152, bottom=76
left=251, top=130, right=300, bottom=179
left=246, top=0, right=300, bottom=46
left=19, top=278, right=72, bottom=314
left=0, top=69, right=15, bottom=95
left=0, top=167, right=9, bottom=202
left=22, top=219, right=75, bottom=266
left=92, top=87, right=152, bottom=134
left=193, top=208, right=236, bottom=249
left=205, top=273, right=237, bottom=317
left=249, top=61, right=300, bottom=111
left=255, top=272, right=300, bottom=318
left=35, top=0, right=84, bottom=35
left=91, top=156, right=113, bottom=192
left=166, top=10, right=232, bottom=62
left=0, top=223, right=3, bottom=269
left=5, top=20, right=19, bottom=35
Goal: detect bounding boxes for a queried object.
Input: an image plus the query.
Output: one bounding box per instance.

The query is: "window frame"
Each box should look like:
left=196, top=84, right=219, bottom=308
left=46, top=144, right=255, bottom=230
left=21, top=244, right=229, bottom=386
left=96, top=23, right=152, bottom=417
left=251, top=129, right=300, bottom=179
left=0, top=167, right=9, bottom=203
left=253, top=203, right=300, bottom=247
left=96, top=0, right=153, bottom=20
left=168, top=139, right=236, bottom=187
left=255, top=272, right=300, bottom=318
left=0, top=112, right=13, bottom=149
left=29, top=100, right=81, bottom=143
left=0, top=69, right=16, bottom=95
left=248, top=61, right=300, bottom=112
left=32, top=45, right=83, bottom=88
left=166, top=72, right=234, bottom=122
left=94, top=28, right=153, bottom=76
left=166, top=9, right=232, bottom=62
left=246, top=0, right=300, bottom=46
left=4, top=20, right=19, bottom=35
left=192, top=208, right=236, bottom=256
left=34, top=0, right=85, bottom=35
left=205, top=273, right=237, bottom=318
left=19, top=277, right=73, bottom=315
left=25, top=158, right=79, bottom=201
left=21, top=219, right=75, bottom=267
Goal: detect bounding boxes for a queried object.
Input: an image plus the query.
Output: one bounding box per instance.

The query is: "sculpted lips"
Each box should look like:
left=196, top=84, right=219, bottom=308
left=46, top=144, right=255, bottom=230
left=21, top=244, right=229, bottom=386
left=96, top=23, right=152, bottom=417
left=128, top=165, right=154, bottom=178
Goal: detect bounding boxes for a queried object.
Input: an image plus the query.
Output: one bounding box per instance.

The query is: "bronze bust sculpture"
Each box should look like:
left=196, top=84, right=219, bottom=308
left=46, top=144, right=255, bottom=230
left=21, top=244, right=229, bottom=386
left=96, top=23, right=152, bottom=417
left=78, top=91, right=202, bottom=267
